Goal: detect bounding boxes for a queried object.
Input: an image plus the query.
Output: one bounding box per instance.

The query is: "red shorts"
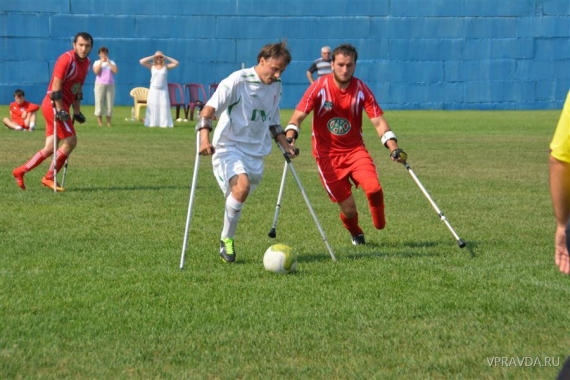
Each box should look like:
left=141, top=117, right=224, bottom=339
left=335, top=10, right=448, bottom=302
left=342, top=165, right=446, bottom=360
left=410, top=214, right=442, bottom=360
left=316, top=147, right=381, bottom=203
left=42, top=96, right=76, bottom=139
left=11, top=116, right=26, bottom=128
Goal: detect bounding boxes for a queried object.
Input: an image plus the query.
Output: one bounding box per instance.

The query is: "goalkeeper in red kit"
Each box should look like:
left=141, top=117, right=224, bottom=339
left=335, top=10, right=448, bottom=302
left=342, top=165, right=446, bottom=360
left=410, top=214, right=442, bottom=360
left=285, top=43, right=407, bottom=245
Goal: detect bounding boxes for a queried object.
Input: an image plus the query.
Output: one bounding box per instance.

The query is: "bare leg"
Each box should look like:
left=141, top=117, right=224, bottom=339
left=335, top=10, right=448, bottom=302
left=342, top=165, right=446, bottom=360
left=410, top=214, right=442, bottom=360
left=338, top=194, right=357, bottom=219
left=24, top=112, right=37, bottom=130
left=3, top=117, right=24, bottom=131
left=338, top=194, right=365, bottom=241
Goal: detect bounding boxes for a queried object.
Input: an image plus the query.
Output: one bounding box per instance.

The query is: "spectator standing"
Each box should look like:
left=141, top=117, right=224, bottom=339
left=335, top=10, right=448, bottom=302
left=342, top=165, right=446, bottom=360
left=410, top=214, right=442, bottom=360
left=139, top=51, right=179, bottom=128
left=12, top=32, right=92, bottom=192
left=3, top=89, right=39, bottom=131
left=93, top=46, right=118, bottom=127
left=306, top=46, right=332, bottom=84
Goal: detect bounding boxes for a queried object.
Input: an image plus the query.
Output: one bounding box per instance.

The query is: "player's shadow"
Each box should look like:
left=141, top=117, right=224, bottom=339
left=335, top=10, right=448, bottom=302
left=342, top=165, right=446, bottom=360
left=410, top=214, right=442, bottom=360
left=319, top=240, right=477, bottom=261
left=72, top=185, right=188, bottom=192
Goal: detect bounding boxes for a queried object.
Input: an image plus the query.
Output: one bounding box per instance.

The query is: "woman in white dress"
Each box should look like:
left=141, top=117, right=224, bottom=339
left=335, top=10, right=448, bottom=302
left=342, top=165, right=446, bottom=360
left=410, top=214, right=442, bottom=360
left=139, top=51, right=179, bottom=128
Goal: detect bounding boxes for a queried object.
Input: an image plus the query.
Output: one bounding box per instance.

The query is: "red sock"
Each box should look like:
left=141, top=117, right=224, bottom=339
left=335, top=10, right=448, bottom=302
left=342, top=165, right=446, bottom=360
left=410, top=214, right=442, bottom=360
left=340, top=212, right=363, bottom=236
left=367, top=189, right=386, bottom=230
left=22, top=150, right=48, bottom=173
left=45, top=149, right=68, bottom=180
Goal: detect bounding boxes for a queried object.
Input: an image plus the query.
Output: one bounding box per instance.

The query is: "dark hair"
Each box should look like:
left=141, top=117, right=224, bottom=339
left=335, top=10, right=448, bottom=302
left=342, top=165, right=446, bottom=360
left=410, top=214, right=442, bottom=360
left=13, top=89, right=25, bottom=97
left=332, top=44, right=358, bottom=63
left=257, top=40, right=292, bottom=65
left=98, top=46, right=109, bottom=54
left=74, top=32, right=93, bottom=46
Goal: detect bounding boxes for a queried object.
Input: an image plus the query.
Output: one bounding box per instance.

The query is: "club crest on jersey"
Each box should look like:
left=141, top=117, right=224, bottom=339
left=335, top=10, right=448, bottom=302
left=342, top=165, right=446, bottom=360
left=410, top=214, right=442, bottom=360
left=71, top=83, right=82, bottom=95
left=327, top=117, right=350, bottom=135
left=324, top=101, right=333, bottom=110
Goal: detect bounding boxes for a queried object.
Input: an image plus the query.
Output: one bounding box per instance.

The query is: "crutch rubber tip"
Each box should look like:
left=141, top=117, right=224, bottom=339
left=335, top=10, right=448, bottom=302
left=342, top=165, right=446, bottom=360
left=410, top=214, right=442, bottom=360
left=268, top=229, right=276, bottom=238
left=458, top=239, right=466, bottom=248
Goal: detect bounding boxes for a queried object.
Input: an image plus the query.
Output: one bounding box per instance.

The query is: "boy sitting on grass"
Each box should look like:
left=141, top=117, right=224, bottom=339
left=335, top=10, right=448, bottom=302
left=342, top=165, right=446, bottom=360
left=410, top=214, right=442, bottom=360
left=3, top=89, right=39, bottom=131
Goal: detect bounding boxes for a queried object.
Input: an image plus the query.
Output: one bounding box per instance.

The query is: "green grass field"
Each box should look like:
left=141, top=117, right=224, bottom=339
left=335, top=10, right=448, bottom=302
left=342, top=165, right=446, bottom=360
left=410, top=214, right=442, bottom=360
left=1, top=106, right=568, bottom=379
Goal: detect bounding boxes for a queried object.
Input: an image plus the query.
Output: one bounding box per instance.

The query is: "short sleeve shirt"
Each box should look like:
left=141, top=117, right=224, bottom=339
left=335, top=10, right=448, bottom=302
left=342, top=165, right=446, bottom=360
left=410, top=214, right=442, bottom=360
left=296, top=74, right=383, bottom=156
left=207, top=67, right=283, bottom=158
left=47, top=50, right=91, bottom=107
left=550, top=90, right=570, bottom=163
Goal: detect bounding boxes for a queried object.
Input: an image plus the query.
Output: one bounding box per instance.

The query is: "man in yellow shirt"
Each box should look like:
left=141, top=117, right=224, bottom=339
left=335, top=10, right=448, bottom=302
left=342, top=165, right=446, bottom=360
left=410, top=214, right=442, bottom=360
left=549, top=90, right=570, bottom=275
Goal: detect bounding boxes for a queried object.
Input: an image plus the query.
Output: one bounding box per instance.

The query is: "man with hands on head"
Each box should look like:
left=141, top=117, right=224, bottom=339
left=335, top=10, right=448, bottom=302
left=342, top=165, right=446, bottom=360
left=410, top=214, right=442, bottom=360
left=12, top=31, right=92, bottom=192
left=285, top=43, right=406, bottom=246
left=197, top=40, right=297, bottom=263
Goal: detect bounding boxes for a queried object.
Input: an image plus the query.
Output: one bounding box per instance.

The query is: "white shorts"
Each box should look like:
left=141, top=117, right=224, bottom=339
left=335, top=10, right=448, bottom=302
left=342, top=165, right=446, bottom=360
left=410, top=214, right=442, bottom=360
left=212, top=148, right=264, bottom=197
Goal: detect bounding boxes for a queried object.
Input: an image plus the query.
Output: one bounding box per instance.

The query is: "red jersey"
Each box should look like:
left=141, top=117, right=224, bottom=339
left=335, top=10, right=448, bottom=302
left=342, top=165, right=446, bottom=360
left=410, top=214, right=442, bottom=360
left=296, top=74, right=383, bottom=157
left=46, top=50, right=91, bottom=107
left=9, top=100, right=40, bottom=126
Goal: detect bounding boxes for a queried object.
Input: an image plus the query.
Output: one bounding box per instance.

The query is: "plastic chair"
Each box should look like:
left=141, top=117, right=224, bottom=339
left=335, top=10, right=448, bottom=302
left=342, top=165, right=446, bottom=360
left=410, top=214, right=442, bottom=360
left=184, top=83, right=207, bottom=120
left=168, top=83, right=187, bottom=120
left=129, top=87, right=148, bottom=121
left=208, top=83, right=218, bottom=98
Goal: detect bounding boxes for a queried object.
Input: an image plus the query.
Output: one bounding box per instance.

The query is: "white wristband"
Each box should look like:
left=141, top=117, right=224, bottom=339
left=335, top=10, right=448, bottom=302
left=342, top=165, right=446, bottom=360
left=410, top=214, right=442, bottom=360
left=381, top=131, right=397, bottom=148
left=285, top=124, right=299, bottom=139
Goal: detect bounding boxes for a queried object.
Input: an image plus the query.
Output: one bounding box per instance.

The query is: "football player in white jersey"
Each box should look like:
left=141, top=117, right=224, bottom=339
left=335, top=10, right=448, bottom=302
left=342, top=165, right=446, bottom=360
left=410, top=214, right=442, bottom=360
left=197, top=41, right=297, bottom=263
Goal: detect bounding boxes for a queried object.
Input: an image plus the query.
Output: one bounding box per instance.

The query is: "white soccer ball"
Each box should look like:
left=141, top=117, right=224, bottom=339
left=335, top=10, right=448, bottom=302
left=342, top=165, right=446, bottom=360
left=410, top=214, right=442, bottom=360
left=263, top=244, right=297, bottom=274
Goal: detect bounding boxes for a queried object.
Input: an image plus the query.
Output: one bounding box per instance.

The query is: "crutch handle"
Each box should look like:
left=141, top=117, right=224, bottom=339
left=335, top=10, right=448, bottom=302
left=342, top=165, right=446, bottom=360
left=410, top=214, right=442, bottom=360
left=278, top=143, right=299, bottom=162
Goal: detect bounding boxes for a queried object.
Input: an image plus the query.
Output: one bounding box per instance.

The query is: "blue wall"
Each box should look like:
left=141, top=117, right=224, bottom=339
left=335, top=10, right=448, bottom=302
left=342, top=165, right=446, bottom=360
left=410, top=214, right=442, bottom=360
left=0, top=0, right=568, bottom=110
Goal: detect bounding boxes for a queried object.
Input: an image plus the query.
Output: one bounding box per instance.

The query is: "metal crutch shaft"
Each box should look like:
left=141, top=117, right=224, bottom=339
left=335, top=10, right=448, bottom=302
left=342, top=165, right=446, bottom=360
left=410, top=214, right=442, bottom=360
left=276, top=142, right=337, bottom=262
left=180, top=131, right=202, bottom=269
left=403, top=161, right=466, bottom=248
left=52, top=102, right=58, bottom=193
left=268, top=161, right=288, bottom=238
left=61, top=159, right=69, bottom=187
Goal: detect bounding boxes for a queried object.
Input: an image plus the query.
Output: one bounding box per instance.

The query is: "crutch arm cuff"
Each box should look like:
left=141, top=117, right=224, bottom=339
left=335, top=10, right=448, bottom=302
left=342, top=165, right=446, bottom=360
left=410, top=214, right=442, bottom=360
left=195, top=117, right=212, bottom=132
left=269, top=124, right=285, bottom=140
left=50, top=90, right=63, bottom=101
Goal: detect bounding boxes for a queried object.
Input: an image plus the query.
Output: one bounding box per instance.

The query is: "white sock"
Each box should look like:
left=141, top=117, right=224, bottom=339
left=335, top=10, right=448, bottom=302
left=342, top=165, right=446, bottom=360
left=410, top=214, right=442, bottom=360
left=221, top=193, right=243, bottom=240
left=29, top=122, right=35, bottom=128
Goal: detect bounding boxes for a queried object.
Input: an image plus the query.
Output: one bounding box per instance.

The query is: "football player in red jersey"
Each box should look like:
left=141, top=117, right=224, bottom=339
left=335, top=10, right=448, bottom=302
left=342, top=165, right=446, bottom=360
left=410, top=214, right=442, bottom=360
left=285, top=43, right=407, bottom=245
left=12, top=32, right=93, bottom=192
left=3, top=89, right=40, bottom=131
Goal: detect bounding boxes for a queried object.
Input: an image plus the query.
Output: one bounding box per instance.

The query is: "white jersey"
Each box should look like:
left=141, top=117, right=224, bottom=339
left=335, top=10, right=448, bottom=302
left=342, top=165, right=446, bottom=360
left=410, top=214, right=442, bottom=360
left=207, top=67, right=282, bottom=158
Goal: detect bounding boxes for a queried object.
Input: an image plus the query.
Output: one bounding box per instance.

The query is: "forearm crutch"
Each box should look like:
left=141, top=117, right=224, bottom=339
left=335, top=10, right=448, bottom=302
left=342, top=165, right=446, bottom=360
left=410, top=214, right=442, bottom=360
left=268, top=161, right=288, bottom=238
left=61, top=159, right=69, bottom=187
left=51, top=101, right=58, bottom=193
left=402, top=160, right=466, bottom=249
left=276, top=141, right=337, bottom=262
left=179, top=131, right=201, bottom=269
